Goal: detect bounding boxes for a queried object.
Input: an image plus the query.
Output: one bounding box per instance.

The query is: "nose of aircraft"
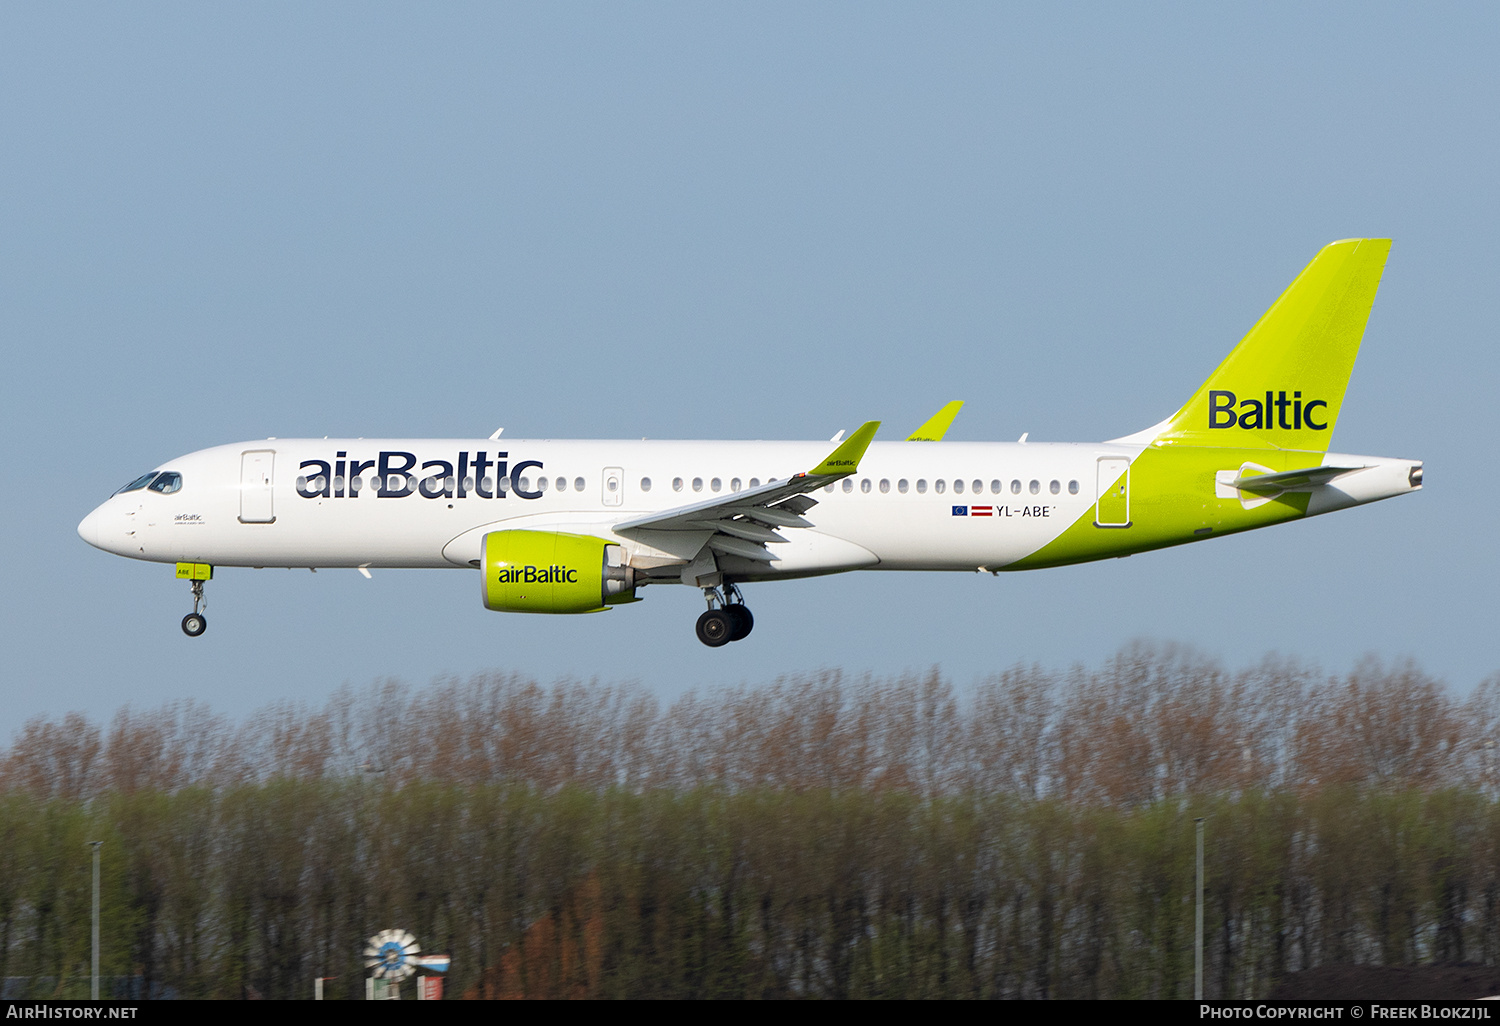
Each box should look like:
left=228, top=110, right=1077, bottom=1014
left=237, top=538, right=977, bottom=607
left=78, top=504, right=107, bottom=551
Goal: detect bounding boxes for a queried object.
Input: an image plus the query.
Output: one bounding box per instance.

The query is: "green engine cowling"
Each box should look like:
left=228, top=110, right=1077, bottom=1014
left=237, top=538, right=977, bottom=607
left=481, top=530, right=637, bottom=613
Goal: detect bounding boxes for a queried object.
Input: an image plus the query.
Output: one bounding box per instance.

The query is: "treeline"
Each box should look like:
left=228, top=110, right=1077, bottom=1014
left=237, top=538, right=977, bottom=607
left=1, top=645, right=1498, bottom=999
left=6, top=645, right=1497, bottom=800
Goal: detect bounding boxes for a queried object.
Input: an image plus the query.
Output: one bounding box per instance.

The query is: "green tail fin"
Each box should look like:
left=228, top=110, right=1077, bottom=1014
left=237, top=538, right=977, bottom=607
left=1149, top=238, right=1391, bottom=452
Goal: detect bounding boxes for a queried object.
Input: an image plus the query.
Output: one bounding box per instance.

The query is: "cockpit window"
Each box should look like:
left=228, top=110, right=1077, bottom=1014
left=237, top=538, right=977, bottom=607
left=116, top=472, right=158, bottom=494
left=147, top=472, right=183, bottom=494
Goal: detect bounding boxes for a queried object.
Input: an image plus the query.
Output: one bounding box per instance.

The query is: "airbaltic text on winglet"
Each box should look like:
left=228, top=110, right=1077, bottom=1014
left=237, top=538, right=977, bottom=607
left=1208, top=390, right=1328, bottom=431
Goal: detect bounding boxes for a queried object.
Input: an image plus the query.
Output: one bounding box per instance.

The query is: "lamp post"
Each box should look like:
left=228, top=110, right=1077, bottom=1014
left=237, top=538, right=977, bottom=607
left=1194, top=818, right=1204, bottom=1001
left=89, top=841, right=103, bottom=1000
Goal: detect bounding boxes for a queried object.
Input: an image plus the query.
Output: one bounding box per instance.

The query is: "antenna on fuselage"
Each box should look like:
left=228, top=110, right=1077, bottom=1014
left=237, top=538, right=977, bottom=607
left=489, top=427, right=504, bottom=439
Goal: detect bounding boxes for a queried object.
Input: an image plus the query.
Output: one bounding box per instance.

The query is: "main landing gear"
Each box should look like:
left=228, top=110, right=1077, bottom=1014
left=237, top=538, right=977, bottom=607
left=695, top=582, right=754, bottom=648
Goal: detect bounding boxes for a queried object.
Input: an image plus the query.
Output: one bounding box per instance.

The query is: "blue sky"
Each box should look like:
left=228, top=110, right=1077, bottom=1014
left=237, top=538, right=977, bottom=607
left=3, top=3, right=1493, bottom=736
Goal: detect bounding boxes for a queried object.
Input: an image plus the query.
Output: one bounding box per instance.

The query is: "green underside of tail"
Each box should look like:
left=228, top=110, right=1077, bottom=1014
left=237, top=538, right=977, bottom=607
left=1007, top=446, right=1315, bottom=571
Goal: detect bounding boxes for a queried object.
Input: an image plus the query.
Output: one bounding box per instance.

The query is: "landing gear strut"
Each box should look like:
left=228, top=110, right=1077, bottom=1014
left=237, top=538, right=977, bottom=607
left=181, top=579, right=207, bottom=637
left=695, top=582, right=753, bottom=647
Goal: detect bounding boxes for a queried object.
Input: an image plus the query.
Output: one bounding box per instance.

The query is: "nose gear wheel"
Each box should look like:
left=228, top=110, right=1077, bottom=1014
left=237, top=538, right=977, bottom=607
left=181, top=578, right=208, bottom=637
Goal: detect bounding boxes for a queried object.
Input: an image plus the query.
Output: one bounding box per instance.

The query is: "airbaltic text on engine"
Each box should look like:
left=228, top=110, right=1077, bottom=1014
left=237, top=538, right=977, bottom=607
left=482, top=531, right=636, bottom=614
left=494, top=565, right=579, bottom=584
left=295, top=451, right=543, bottom=500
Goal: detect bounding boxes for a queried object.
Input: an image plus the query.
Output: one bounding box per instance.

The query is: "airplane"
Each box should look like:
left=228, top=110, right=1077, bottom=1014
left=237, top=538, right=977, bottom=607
left=79, top=239, right=1421, bottom=647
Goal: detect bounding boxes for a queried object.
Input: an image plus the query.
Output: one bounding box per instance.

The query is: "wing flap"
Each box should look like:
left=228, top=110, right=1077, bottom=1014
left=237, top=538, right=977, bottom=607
left=707, top=535, right=777, bottom=562
left=772, top=495, right=817, bottom=516
left=686, top=519, right=787, bottom=544
left=615, top=422, right=881, bottom=568
left=614, top=476, right=822, bottom=533
left=733, top=505, right=813, bottom=529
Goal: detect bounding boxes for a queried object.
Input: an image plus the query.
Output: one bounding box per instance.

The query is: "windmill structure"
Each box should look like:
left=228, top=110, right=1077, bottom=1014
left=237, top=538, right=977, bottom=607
left=363, top=929, right=450, bottom=999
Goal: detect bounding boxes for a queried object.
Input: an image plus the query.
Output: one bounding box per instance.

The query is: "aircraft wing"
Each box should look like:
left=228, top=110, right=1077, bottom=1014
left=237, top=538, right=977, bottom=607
left=613, top=421, right=880, bottom=563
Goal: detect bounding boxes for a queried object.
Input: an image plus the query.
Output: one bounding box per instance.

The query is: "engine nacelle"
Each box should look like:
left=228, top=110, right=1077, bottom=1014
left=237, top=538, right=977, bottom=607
left=481, top=530, right=636, bottom=613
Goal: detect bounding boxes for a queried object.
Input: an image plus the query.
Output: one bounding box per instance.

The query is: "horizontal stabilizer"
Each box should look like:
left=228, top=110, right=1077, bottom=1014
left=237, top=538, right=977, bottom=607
left=1231, top=464, right=1363, bottom=493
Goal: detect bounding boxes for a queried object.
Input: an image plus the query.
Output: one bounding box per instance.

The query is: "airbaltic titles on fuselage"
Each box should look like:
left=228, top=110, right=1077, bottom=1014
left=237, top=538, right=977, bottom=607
left=296, top=451, right=545, bottom=500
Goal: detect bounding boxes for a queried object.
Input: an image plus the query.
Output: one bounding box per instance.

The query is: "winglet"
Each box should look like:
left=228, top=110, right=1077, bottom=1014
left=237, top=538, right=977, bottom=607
left=808, top=420, right=880, bottom=476
left=906, top=401, right=964, bottom=441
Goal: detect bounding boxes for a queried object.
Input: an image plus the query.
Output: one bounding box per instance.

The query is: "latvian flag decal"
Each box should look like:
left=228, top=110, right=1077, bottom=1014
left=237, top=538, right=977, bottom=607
left=969, top=506, right=994, bottom=516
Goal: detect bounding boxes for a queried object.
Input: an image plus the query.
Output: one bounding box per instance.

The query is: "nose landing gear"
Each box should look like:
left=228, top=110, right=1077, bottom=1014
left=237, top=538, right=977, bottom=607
left=695, top=582, right=754, bottom=647
left=175, top=562, right=213, bottom=637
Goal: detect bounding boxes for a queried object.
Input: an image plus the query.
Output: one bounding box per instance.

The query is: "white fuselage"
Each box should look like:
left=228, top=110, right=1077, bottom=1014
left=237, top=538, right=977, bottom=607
left=78, top=438, right=1139, bottom=577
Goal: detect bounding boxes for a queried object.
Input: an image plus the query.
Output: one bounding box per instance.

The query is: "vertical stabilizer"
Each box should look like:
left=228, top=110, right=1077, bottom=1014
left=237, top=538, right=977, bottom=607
left=1146, top=238, right=1391, bottom=452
